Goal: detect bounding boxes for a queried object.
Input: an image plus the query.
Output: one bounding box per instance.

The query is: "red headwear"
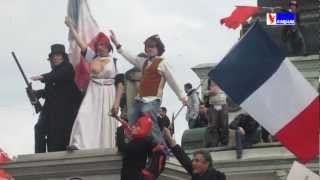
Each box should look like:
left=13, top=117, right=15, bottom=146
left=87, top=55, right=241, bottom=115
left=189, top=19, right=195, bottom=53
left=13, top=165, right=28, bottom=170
left=132, top=113, right=153, bottom=139
left=96, top=32, right=110, bottom=46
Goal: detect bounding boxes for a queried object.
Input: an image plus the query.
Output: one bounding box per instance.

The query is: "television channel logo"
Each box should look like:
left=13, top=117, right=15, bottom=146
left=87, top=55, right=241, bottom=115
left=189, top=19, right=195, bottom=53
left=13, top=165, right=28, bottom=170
left=266, top=12, right=296, bottom=25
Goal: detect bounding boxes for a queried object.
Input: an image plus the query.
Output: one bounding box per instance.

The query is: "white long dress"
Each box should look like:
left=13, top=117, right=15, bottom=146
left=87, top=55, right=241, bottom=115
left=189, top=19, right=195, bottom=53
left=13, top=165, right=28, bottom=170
left=69, top=48, right=117, bottom=149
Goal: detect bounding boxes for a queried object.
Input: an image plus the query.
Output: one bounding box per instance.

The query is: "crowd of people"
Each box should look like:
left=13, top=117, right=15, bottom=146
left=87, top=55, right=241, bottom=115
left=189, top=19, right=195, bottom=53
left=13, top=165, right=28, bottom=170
left=28, top=1, right=311, bottom=178
left=183, top=81, right=275, bottom=158
left=31, top=15, right=219, bottom=179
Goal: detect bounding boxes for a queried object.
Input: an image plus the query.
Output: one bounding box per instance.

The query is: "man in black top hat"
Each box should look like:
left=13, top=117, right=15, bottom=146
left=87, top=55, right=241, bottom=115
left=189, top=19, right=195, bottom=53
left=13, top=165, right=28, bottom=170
left=31, top=44, right=82, bottom=152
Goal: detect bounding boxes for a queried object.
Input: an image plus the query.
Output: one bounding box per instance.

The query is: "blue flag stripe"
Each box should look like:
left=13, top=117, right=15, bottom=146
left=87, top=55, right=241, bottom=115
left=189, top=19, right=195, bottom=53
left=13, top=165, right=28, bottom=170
left=208, top=22, right=286, bottom=105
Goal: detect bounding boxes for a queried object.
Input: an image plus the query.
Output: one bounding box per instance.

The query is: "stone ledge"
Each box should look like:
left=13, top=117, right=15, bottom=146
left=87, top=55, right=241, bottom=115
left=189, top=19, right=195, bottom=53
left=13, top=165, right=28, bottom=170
left=1, top=146, right=318, bottom=180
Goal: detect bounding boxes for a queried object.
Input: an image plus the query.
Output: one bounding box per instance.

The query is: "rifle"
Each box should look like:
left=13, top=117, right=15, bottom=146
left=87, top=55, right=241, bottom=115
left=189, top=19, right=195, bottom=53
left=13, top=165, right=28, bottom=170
left=11, top=52, right=42, bottom=113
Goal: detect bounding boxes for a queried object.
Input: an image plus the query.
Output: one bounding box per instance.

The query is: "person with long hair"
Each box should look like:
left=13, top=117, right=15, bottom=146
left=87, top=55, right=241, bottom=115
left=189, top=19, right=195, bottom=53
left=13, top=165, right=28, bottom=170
left=65, top=17, right=121, bottom=150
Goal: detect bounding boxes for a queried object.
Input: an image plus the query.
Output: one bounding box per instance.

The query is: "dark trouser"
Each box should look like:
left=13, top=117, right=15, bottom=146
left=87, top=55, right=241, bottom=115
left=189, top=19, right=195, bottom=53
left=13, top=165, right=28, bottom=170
left=205, top=105, right=229, bottom=147
left=47, top=129, right=70, bottom=152
left=34, top=112, right=48, bottom=153
left=235, top=128, right=260, bottom=159
left=261, top=127, right=271, bottom=143
left=286, top=28, right=306, bottom=56
left=188, top=118, right=197, bottom=129
left=121, top=139, right=150, bottom=180
left=35, top=116, right=72, bottom=153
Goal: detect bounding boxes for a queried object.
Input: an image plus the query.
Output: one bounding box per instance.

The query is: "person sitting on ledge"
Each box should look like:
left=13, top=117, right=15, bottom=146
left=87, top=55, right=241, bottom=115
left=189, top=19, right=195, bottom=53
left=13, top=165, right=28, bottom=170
left=229, top=113, right=260, bottom=159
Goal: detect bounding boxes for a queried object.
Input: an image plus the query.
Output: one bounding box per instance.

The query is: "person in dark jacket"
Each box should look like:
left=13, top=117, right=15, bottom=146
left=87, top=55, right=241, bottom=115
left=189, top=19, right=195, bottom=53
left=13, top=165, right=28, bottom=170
left=229, top=113, right=260, bottom=159
left=163, top=128, right=226, bottom=180
left=194, top=103, right=209, bottom=128
left=157, top=107, right=171, bottom=131
left=115, top=113, right=165, bottom=180
left=281, top=0, right=306, bottom=56
left=31, top=44, right=82, bottom=152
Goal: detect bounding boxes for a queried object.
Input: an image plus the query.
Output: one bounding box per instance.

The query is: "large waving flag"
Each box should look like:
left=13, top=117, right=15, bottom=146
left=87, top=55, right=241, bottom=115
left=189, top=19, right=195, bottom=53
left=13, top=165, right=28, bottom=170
left=0, top=149, right=11, bottom=179
left=67, top=0, right=100, bottom=90
left=209, top=22, right=319, bottom=163
left=220, top=6, right=261, bottom=29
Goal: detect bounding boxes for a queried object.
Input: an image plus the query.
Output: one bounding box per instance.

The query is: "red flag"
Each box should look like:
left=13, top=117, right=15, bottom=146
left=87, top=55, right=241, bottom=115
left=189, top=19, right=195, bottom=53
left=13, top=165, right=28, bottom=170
left=0, top=149, right=11, bottom=179
left=220, top=6, right=261, bottom=29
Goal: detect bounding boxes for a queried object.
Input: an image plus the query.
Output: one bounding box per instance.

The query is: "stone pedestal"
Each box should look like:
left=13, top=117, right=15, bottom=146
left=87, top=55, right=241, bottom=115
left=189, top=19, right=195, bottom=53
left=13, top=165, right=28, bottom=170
left=181, top=127, right=207, bottom=150
left=247, top=0, right=319, bottom=56
left=1, top=146, right=318, bottom=180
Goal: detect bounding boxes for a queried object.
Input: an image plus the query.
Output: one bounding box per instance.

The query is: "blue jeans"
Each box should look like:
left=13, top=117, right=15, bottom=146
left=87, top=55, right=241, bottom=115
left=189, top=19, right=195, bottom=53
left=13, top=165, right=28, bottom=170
left=128, top=99, right=164, bottom=144
left=235, top=127, right=260, bottom=159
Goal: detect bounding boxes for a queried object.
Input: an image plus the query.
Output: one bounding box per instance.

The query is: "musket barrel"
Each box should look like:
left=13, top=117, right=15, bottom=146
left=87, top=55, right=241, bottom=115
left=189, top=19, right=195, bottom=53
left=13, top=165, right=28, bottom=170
left=11, top=52, right=30, bottom=86
left=11, top=51, right=42, bottom=113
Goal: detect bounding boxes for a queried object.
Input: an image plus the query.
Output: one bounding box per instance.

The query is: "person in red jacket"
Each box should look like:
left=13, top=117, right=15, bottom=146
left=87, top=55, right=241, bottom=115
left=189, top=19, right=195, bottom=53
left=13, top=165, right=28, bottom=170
left=114, top=113, right=165, bottom=180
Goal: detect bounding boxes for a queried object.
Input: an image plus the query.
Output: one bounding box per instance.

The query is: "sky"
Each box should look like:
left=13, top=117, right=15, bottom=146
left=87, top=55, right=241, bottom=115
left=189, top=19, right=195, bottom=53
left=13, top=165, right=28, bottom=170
left=0, top=0, right=256, bottom=157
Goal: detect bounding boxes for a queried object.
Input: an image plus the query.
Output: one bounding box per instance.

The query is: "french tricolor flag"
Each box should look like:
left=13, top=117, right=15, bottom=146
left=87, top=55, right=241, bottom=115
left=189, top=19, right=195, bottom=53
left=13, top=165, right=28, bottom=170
left=67, top=0, right=100, bottom=90
left=209, top=22, right=319, bottom=163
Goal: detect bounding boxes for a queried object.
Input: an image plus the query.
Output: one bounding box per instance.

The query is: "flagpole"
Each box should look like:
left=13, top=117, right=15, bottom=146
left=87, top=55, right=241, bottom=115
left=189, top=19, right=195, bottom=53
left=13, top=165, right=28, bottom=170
left=260, top=6, right=283, bottom=12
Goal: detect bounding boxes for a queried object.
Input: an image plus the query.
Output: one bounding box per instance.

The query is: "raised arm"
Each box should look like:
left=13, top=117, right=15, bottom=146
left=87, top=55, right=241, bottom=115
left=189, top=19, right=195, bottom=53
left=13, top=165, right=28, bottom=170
left=163, top=128, right=193, bottom=175
left=110, top=30, right=145, bottom=69
left=65, top=16, right=87, bottom=52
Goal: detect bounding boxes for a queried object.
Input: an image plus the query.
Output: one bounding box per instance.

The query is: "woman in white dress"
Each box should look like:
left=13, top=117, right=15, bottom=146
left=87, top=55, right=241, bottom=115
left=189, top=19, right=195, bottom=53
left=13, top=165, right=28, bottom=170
left=65, top=17, right=121, bottom=149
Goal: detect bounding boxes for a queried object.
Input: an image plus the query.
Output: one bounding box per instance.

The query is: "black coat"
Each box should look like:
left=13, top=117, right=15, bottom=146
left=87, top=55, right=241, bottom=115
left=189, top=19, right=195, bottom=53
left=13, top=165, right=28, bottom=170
left=171, top=145, right=226, bottom=180
left=37, top=60, right=82, bottom=151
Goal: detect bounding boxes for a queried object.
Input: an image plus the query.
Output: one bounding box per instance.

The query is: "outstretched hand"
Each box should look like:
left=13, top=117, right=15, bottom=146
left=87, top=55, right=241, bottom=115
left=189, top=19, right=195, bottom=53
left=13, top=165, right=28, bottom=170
left=30, top=75, right=43, bottom=81
left=110, top=104, right=119, bottom=117
left=64, top=16, right=73, bottom=28
left=109, top=30, right=120, bottom=47
left=180, top=96, right=188, bottom=106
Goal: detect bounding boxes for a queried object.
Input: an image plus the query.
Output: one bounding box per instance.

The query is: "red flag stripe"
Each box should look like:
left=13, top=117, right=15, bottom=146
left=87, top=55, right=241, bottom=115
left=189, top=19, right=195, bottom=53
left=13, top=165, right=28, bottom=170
left=275, top=96, right=320, bottom=163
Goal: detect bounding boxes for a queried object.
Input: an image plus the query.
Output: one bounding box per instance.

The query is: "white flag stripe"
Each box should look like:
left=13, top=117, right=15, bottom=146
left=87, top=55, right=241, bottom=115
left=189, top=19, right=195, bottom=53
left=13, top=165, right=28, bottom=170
left=287, top=161, right=319, bottom=180
left=67, top=0, right=99, bottom=67
left=67, top=0, right=100, bottom=89
left=77, top=0, right=99, bottom=44
left=241, top=59, right=318, bottom=134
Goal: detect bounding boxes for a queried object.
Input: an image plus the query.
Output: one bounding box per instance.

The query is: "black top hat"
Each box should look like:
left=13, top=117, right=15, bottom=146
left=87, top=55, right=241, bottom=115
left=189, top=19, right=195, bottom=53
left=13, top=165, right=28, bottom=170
left=48, top=44, right=67, bottom=58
